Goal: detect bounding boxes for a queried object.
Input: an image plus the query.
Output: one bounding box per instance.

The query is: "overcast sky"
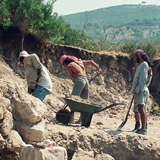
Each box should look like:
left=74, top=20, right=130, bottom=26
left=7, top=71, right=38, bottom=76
left=53, top=0, right=160, bottom=15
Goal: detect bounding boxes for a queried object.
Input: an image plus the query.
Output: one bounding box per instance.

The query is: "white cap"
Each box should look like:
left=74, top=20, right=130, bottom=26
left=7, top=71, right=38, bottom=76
left=19, top=51, right=29, bottom=59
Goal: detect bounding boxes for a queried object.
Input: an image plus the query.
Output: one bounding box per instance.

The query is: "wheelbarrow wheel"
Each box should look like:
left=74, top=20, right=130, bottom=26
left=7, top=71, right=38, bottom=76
left=56, top=109, right=71, bottom=125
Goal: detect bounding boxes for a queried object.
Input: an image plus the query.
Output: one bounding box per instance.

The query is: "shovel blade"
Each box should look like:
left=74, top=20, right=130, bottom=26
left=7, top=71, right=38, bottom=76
left=116, top=117, right=128, bottom=131
left=117, top=121, right=125, bottom=131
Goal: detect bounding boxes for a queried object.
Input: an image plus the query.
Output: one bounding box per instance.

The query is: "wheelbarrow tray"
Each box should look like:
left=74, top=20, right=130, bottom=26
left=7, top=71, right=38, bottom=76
left=57, top=98, right=123, bottom=127
left=64, top=98, right=103, bottom=114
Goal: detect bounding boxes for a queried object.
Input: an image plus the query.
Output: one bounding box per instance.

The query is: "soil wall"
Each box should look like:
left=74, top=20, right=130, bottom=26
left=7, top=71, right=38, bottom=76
left=0, top=26, right=159, bottom=105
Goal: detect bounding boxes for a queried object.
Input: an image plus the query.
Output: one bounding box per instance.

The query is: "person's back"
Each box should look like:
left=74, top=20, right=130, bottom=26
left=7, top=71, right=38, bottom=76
left=66, top=60, right=86, bottom=78
left=60, top=55, right=102, bottom=99
left=23, top=53, right=52, bottom=92
left=60, top=54, right=102, bottom=123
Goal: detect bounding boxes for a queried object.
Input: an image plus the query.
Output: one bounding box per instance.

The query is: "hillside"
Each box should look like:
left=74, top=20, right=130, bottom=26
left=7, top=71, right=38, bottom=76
left=63, top=4, right=160, bottom=43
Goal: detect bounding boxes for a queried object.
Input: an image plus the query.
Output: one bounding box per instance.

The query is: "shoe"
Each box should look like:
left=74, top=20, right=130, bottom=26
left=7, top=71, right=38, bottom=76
left=132, top=122, right=140, bottom=132
left=135, top=128, right=147, bottom=135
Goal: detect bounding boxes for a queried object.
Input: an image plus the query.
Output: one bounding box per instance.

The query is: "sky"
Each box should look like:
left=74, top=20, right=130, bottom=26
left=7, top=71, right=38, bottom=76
left=53, top=0, right=160, bottom=15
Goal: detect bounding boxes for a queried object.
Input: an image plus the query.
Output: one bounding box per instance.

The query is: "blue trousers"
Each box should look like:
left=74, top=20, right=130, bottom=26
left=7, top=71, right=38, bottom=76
left=32, top=85, right=49, bottom=101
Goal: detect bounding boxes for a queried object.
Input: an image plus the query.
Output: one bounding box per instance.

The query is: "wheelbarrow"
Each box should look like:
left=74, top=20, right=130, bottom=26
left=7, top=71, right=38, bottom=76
left=56, top=98, right=124, bottom=127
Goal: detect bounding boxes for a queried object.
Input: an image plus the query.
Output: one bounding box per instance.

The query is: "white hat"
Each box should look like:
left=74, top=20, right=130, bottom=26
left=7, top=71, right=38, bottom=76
left=19, top=51, right=29, bottom=59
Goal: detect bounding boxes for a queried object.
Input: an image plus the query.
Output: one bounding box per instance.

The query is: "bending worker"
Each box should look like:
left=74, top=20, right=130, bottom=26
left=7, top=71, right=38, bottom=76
left=18, top=50, right=52, bottom=101
left=60, top=55, right=102, bottom=99
left=60, top=55, right=102, bottom=123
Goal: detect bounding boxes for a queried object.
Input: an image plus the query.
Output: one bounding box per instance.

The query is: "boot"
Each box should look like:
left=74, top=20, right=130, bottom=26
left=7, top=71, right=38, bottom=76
left=132, top=122, right=140, bottom=132
left=136, top=128, right=147, bottom=135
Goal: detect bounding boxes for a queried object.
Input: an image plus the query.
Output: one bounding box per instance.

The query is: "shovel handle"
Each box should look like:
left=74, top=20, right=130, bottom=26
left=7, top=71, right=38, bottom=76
left=89, top=73, right=100, bottom=83
left=116, top=96, right=134, bottom=131
left=126, top=96, right=134, bottom=116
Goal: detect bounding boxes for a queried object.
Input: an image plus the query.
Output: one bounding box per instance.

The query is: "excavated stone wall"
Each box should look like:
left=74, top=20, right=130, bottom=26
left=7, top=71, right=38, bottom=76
left=0, top=26, right=158, bottom=105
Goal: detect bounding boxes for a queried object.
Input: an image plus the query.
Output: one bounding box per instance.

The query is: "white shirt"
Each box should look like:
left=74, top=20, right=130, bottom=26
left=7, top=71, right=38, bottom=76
left=131, top=61, right=149, bottom=94
left=23, top=54, right=52, bottom=92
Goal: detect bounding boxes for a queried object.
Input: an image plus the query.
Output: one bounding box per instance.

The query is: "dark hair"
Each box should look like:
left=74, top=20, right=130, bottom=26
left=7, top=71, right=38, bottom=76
left=19, top=57, right=25, bottom=63
left=134, top=49, right=151, bottom=67
left=141, top=53, right=151, bottom=67
left=63, top=57, right=74, bottom=65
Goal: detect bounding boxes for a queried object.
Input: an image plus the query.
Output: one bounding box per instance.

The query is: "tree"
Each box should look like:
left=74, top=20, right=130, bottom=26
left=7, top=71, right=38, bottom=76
left=80, top=11, right=92, bottom=36
left=0, top=0, right=66, bottom=43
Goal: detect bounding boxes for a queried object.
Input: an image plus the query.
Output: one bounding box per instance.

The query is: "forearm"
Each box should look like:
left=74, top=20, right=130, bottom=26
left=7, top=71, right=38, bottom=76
left=67, top=68, right=74, bottom=80
left=82, top=60, right=102, bottom=73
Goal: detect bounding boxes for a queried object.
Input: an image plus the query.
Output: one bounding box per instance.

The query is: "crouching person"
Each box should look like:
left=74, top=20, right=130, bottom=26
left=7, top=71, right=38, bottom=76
left=18, top=51, right=52, bottom=101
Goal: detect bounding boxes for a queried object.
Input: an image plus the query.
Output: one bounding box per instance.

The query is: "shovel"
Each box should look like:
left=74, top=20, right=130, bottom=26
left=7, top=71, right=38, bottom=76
left=117, top=96, right=134, bottom=131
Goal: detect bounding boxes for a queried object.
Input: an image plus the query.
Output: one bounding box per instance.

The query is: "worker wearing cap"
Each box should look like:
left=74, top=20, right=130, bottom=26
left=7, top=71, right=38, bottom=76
left=18, top=51, right=52, bottom=101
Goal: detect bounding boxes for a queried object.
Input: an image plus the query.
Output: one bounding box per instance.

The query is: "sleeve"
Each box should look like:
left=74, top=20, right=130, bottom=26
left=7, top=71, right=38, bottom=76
left=31, top=54, right=42, bottom=69
left=134, top=63, right=148, bottom=94
left=146, top=72, right=153, bottom=86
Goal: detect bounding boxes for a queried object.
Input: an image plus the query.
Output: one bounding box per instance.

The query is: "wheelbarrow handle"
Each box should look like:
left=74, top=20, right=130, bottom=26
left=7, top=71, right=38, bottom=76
left=95, top=103, right=124, bottom=113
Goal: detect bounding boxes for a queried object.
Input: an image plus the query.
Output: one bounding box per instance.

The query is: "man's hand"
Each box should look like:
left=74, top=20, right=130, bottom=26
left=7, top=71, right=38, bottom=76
left=36, top=67, right=42, bottom=83
left=98, top=68, right=103, bottom=74
left=132, top=67, right=136, bottom=75
left=28, top=88, right=34, bottom=94
left=37, top=67, right=42, bottom=76
left=133, top=92, right=138, bottom=97
left=148, top=67, right=152, bottom=74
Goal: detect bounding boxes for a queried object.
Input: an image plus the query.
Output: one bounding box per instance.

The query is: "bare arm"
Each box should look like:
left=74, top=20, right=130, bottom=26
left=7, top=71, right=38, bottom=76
left=66, top=65, right=75, bottom=80
left=82, top=60, right=102, bottom=74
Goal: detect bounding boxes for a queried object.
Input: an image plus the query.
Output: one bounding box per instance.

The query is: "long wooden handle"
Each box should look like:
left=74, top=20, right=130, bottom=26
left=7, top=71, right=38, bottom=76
left=116, top=96, right=134, bottom=131
left=89, top=73, right=100, bottom=83
left=126, top=96, right=134, bottom=116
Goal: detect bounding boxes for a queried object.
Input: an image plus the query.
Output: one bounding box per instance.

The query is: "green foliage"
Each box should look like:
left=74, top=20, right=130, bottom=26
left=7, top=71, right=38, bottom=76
left=119, top=40, right=160, bottom=58
left=64, top=5, right=160, bottom=28
left=0, top=0, right=100, bottom=46
left=0, top=0, right=13, bottom=29
left=137, top=41, right=158, bottom=57
left=63, top=5, right=160, bottom=44
left=120, top=41, right=137, bottom=54
left=0, top=0, right=70, bottom=43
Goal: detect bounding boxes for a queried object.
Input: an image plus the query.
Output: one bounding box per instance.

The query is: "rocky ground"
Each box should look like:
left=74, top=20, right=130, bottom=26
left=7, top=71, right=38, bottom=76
left=0, top=52, right=160, bottom=160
